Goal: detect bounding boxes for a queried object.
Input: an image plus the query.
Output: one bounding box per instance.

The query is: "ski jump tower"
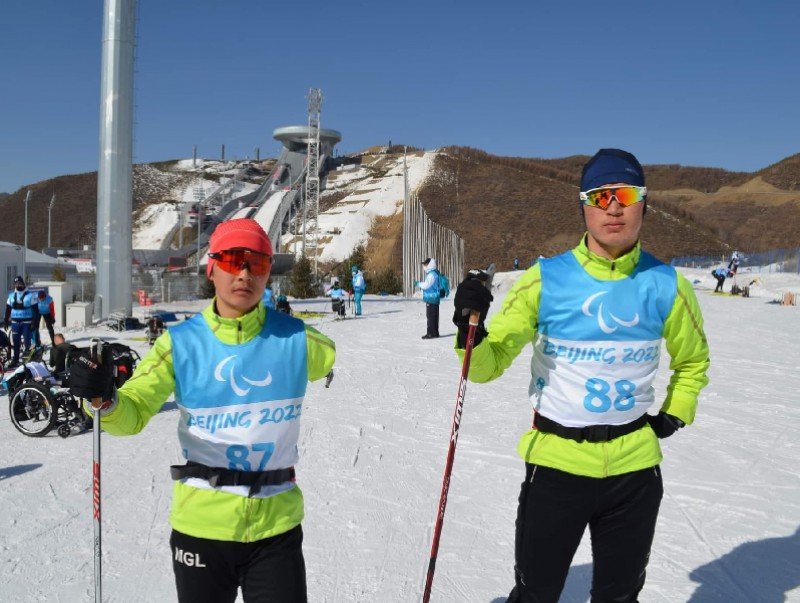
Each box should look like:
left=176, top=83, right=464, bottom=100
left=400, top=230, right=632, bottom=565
left=304, top=88, right=323, bottom=273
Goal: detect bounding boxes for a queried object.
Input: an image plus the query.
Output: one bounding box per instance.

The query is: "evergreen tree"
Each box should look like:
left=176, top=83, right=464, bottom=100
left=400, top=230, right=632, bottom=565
left=370, top=267, right=402, bottom=294
left=290, top=255, right=315, bottom=298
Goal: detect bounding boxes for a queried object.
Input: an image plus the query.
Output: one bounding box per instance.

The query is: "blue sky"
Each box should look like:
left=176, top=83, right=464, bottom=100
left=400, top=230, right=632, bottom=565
left=1, top=0, right=798, bottom=193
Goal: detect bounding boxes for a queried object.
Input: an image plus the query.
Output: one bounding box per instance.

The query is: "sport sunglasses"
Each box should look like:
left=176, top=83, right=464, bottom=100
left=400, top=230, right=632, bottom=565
left=579, top=186, right=647, bottom=210
left=208, top=249, right=272, bottom=276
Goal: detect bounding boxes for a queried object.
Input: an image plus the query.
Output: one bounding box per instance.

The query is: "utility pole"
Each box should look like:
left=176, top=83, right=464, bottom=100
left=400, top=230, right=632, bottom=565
left=403, top=146, right=408, bottom=206
left=194, top=181, right=206, bottom=277
left=23, top=190, right=31, bottom=279
left=48, top=193, right=56, bottom=248
left=178, top=203, right=183, bottom=248
left=304, top=88, right=322, bottom=276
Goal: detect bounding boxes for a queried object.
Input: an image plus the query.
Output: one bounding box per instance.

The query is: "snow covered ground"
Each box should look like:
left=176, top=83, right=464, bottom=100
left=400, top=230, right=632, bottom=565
left=2, top=268, right=799, bottom=602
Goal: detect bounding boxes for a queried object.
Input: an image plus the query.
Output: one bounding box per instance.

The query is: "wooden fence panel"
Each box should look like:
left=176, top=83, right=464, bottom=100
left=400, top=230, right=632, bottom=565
left=402, top=193, right=465, bottom=297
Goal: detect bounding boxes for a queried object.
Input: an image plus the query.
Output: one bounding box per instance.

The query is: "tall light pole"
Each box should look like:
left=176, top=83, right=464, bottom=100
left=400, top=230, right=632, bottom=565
left=96, top=0, right=136, bottom=320
left=194, top=182, right=205, bottom=276
left=23, top=190, right=31, bottom=279
left=48, top=193, right=56, bottom=248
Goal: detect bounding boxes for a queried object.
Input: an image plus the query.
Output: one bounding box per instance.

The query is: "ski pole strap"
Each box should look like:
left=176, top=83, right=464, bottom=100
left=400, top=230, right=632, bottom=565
left=170, top=462, right=296, bottom=497
left=533, top=413, right=649, bottom=443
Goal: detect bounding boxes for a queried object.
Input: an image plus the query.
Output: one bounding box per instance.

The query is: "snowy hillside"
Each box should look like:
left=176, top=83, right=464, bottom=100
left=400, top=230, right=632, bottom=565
left=313, top=151, right=436, bottom=262
left=1, top=267, right=798, bottom=602
left=131, top=159, right=265, bottom=250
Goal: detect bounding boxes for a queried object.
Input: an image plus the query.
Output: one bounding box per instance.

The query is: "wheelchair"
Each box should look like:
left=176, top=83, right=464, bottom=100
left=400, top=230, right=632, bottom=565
left=8, top=379, right=88, bottom=438
left=0, top=327, right=10, bottom=375
left=6, top=342, right=139, bottom=439
left=6, top=348, right=90, bottom=439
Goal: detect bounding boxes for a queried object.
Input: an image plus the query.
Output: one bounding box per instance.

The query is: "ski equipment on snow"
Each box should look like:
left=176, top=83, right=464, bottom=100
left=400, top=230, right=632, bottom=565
left=422, top=264, right=495, bottom=602
left=90, top=338, right=103, bottom=603
left=325, top=370, right=335, bottom=388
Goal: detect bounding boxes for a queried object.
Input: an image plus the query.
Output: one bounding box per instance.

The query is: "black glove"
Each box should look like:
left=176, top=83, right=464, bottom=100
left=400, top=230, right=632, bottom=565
left=648, top=412, right=685, bottom=439
left=453, top=270, right=494, bottom=348
left=68, top=347, right=116, bottom=401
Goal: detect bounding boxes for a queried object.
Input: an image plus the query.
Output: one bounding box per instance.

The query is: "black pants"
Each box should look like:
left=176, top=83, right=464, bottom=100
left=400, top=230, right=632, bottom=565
left=425, top=303, right=439, bottom=337
left=33, top=313, right=55, bottom=346
left=170, top=525, right=307, bottom=603
left=714, top=276, right=725, bottom=292
left=509, top=464, right=663, bottom=603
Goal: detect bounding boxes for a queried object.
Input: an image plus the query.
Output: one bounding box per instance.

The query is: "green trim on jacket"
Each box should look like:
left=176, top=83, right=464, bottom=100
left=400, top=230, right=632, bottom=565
left=456, top=237, right=709, bottom=478
left=91, top=300, right=336, bottom=542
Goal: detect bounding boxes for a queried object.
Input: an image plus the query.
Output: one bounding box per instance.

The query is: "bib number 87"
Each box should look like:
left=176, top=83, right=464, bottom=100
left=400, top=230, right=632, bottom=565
left=226, top=442, right=275, bottom=471
left=583, top=378, right=636, bottom=413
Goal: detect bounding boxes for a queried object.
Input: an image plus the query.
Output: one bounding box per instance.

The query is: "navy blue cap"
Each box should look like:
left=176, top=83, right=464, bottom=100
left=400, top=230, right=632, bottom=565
left=580, top=148, right=645, bottom=192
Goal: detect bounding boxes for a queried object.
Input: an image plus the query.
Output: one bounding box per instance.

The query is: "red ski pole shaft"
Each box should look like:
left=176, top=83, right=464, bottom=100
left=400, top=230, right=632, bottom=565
left=90, top=338, right=104, bottom=603
left=423, top=310, right=481, bottom=603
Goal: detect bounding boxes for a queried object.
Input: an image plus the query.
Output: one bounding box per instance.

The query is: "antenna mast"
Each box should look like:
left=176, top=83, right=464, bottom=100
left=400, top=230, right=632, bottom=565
left=303, top=88, right=322, bottom=275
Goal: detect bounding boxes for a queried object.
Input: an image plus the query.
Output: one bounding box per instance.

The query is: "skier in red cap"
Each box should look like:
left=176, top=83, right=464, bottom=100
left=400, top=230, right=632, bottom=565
left=70, top=218, right=336, bottom=602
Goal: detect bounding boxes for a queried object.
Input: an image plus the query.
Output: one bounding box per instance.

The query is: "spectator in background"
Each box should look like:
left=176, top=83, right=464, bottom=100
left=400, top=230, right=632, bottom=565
left=34, top=290, right=56, bottom=347
left=49, top=333, right=77, bottom=377
left=416, top=258, right=441, bottom=339
left=351, top=266, right=366, bottom=316
left=711, top=267, right=732, bottom=293
left=262, top=280, right=276, bottom=310
left=728, top=250, right=741, bottom=275
left=327, top=280, right=347, bottom=318
left=4, top=276, right=36, bottom=368
left=513, top=258, right=520, bottom=271
left=276, top=294, right=293, bottom=316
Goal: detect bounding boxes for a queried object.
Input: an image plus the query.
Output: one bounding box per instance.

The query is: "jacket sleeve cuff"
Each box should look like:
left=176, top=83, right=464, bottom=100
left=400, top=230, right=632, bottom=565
left=660, top=389, right=697, bottom=425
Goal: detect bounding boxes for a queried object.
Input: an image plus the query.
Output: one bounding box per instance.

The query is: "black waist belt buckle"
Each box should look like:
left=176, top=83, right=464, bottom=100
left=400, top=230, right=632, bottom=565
left=583, top=424, right=611, bottom=443
left=535, top=413, right=648, bottom=444
left=170, top=462, right=295, bottom=497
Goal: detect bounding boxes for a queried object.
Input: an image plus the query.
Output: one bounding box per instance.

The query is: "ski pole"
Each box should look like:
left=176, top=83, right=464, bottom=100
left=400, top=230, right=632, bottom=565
left=422, top=309, right=481, bottom=603
left=90, top=338, right=104, bottom=603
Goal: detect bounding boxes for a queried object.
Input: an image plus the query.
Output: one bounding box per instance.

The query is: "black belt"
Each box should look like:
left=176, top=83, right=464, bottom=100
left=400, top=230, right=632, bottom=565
left=534, top=413, right=649, bottom=443
left=170, top=461, right=295, bottom=497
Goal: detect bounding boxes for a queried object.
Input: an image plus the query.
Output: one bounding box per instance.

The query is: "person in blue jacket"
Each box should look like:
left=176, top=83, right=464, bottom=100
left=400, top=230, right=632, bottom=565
left=711, top=267, right=732, bottom=293
left=3, top=276, right=36, bottom=368
left=417, top=258, right=440, bottom=339
left=327, top=280, right=347, bottom=318
left=33, top=289, right=56, bottom=347
left=351, top=266, right=366, bottom=316
left=262, top=281, right=276, bottom=310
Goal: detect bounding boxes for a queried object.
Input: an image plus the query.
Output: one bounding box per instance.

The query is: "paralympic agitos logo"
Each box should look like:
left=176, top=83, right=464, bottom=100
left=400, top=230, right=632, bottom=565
left=581, top=291, right=639, bottom=334
left=214, top=355, right=272, bottom=396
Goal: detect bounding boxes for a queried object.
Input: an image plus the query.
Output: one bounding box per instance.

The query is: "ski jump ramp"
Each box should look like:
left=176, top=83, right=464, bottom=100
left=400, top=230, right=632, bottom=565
left=248, top=126, right=342, bottom=252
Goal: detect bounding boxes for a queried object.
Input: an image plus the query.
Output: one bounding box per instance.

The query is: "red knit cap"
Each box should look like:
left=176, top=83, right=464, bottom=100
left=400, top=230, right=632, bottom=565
left=207, top=219, right=273, bottom=277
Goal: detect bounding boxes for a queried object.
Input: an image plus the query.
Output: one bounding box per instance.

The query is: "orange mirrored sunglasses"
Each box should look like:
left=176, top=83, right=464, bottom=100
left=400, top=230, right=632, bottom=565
left=208, top=249, right=272, bottom=276
left=579, top=186, right=647, bottom=210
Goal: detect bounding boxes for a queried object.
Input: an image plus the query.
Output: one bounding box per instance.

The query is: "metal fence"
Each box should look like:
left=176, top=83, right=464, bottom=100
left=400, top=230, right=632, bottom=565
left=402, top=193, right=465, bottom=297
left=671, top=247, right=800, bottom=274
left=37, top=271, right=291, bottom=307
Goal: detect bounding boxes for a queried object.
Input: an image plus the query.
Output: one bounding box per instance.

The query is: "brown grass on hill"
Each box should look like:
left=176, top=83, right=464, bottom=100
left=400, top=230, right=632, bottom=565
left=364, top=213, right=404, bottom=274
left=417, top=151, right=734, bottom=269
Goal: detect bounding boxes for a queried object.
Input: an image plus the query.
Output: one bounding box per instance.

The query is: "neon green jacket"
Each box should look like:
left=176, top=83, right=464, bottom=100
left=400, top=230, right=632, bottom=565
left=457, top=237, right=709, bottom=477
left=94, top=301, right=335, bottom=542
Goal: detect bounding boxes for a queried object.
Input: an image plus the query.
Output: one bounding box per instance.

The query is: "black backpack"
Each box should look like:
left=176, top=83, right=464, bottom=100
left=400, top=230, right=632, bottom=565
left=106, top=343, right=140, bottom=387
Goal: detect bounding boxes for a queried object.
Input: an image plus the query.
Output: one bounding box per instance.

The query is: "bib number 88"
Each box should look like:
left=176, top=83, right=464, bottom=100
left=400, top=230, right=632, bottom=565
left=583, top=378, right=636, bottom=413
